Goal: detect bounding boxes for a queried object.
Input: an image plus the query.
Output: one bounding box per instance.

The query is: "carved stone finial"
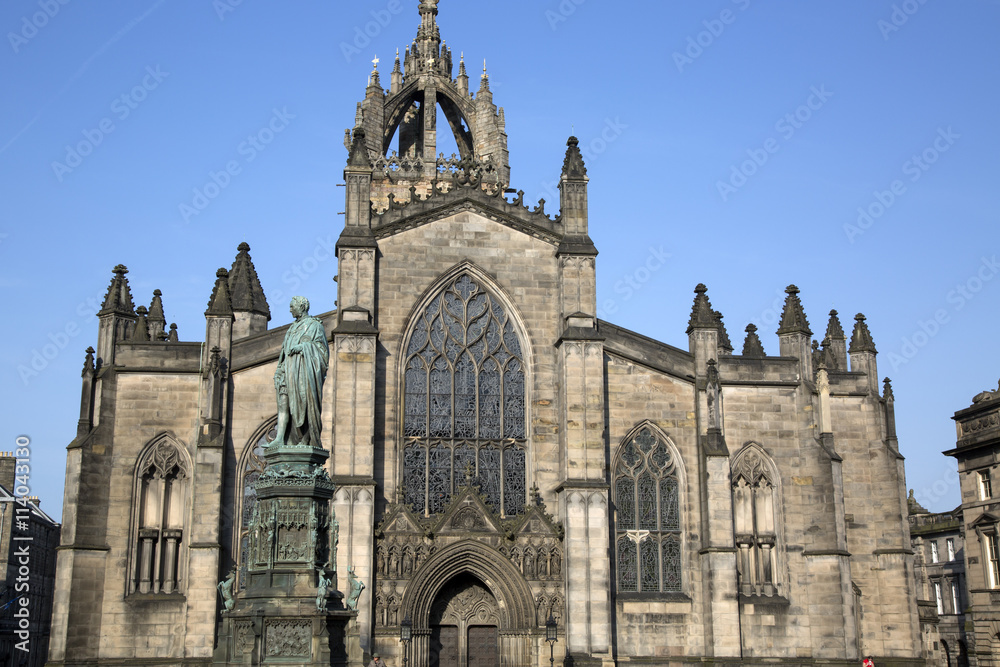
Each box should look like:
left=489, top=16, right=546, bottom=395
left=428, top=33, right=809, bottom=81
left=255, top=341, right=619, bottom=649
left=206, top=268, right=234, bottom=317
left=849, top=313, right=877, bottom=354
left=686, top=284, right=716, bottom=334
left=826, top=309, right=846, bottom=340
left=561, top=136, right=588, bottom=179
left=167, top=323, right=179, bottom=342
left=229, top=242, right=271, bottom=321
left=82, top=347, right=95, bottom=376
left=777, top=285, right=812, bottom=336
left=714, top=311, right=733, bottom=354
left=347, top=127, right=372, bottom=169
left=130, top=306, right=150, bottom=342
left=742, top=324, right=766, bottom=358
left=99, top=264, right=136, bottom=316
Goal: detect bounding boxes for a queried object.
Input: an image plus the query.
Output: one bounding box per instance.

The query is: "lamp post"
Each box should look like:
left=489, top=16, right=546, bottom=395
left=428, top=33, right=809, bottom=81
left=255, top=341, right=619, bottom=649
left=400, top=615, right=412, bottom=667
left=545, top=614, right=558, bottom=667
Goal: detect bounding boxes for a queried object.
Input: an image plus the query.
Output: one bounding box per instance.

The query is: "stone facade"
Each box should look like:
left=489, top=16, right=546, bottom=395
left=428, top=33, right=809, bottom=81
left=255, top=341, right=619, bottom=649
left=908, top=492, right=970, bottom=666
left=48, top=2, right=930, bottom=665
left=0, top=452, right=61, bottom=667
left=946, top=381, right=1000, bottom=666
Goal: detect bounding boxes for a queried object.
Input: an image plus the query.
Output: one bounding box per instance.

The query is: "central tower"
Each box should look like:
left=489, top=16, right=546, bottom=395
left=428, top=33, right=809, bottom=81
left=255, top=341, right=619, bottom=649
left=346, top=0, right=510, bottom=210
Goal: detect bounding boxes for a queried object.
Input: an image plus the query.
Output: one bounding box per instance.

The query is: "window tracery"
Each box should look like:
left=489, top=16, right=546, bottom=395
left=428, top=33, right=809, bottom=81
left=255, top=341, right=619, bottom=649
left=612, top=426, right=682, bottom=593
left=402, top=274, right=527, bottom=516
left=129, top=436, right=189, bottom=595
left=731, top=443, right=781, bottom=597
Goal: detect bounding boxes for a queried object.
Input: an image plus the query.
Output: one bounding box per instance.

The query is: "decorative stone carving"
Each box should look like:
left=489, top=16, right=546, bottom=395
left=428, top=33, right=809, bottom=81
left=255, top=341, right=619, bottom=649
left=346, top=566, right=365, bottom=610
left=264, top=618, right=311, bottom=658
left=218, top=568, right=237, bottom=613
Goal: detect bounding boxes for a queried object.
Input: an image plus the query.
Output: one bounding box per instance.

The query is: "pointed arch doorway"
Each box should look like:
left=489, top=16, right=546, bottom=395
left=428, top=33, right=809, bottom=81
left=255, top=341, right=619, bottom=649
left=402, top=540, right=536, bottom=667
left=428, top=574, right=499, bottom=667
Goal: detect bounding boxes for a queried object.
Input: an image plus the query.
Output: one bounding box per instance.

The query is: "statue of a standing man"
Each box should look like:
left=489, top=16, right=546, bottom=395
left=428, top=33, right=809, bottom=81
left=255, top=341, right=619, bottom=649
left=268, top=296, right=330, bottom=449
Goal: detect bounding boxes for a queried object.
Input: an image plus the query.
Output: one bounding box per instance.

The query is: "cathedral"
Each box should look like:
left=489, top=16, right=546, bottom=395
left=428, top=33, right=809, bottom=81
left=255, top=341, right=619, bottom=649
left=48, top=2, right=930, bottom=665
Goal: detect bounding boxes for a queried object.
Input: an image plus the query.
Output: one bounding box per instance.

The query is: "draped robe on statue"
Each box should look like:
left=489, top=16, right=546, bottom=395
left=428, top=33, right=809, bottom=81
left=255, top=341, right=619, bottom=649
left=273, top=314, right=329, bottom=447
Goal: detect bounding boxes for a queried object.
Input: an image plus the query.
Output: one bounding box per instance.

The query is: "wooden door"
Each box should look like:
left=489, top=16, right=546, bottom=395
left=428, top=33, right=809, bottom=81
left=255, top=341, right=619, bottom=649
left=467, top=626, right=498, bottom=667
left=430, top=625, right=459, bottom=667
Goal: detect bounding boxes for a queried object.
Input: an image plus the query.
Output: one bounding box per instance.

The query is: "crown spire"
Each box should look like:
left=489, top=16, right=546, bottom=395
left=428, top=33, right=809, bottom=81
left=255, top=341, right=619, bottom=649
left=561, top=136, right=588, bottom=179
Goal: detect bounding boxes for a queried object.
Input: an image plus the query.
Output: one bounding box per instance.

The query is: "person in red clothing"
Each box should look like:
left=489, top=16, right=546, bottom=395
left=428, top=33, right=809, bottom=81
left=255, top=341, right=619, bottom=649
left=862, top=657, right=875, bottom=667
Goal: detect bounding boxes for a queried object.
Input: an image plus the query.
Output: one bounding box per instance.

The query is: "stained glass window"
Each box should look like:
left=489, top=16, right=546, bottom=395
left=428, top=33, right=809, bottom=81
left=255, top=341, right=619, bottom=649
left=613, top=426, right=682, bottom=593
left=402, top=274, right=527, bottom=516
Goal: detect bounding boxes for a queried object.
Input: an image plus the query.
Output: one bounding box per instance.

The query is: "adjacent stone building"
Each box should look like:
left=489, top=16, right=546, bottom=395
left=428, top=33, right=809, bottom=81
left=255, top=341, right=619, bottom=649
left=909, top=491, right=970, bottom=666
left=0, top=452, right=61, bottom=667
left=48, top=2, right=930, bottom=665
left=946, top=381, right=1000, bottom=666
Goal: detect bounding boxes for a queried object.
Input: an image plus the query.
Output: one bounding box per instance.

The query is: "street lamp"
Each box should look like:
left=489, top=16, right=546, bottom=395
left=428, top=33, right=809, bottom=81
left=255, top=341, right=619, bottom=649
left=400, top=615, right=412, bottom=667
left=545, top=614, right=558, bottom=667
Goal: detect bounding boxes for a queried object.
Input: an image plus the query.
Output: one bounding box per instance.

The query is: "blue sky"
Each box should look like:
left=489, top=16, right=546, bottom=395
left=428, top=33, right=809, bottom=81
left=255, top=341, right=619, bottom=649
left=2, top=0, right=997, bottom=520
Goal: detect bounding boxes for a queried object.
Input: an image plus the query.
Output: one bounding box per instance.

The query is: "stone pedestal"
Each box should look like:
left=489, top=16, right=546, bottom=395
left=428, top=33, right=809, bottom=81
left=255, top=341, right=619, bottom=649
left=213, top=444, right=358, bottom=666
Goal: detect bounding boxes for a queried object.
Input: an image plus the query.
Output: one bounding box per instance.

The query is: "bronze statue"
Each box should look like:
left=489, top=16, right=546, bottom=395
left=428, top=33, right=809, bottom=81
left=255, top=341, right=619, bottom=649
left=268, top=296, right=330, bottom=448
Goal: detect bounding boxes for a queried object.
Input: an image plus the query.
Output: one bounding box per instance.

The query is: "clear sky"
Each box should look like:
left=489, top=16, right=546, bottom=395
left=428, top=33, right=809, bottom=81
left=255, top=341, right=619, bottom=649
left=2, top=0, right=998, bottom=520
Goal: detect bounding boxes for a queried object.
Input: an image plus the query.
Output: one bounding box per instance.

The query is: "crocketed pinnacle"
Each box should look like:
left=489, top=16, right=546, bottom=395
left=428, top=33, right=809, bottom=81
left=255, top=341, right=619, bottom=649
left=131, top=306, right=150, bottom=342
left=148, top=289, right=166, bottom=327
left=206, top=268, right=234, bottom=317
left=99, top=264, right=136, bottom=316
left=686, top=284, right=716, bottom=334
left=714, top=311, right=733, bottom=354
left=167, top=323, right=179, bottom=342
left=82, top=347, right=95, bottom=375
left=742, top=324, right=766, bottom=358
left=825, top=309, right=845, bottom=340
left=229, top=242, right=271, bottom=321
left=347, top=128, right=372, bottom=169
left=883, top=377, right=894, bottom=401
left=777, top=285, right=812, bottom=336
left=849, top=313, right=877, bottom=354
left=561, top=136, right=588, bottom=179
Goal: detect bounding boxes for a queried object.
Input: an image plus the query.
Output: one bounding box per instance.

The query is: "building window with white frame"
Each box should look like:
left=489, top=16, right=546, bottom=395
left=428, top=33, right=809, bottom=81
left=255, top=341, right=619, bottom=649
left=988, top=533, right=1000, bottom=588
left=947, top=537, right=956, bottom=562
left=934, top=581, right=944, bottom=615
left=980, top=470, right=993, bottom=500
left=951, top=579, right=961, bottom=614
left=930, top=540, right=939, bottom=564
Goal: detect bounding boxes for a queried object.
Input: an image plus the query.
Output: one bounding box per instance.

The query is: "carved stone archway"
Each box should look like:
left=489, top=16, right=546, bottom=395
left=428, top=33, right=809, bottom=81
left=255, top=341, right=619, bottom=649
left=402, top=540, right=535, bottom=667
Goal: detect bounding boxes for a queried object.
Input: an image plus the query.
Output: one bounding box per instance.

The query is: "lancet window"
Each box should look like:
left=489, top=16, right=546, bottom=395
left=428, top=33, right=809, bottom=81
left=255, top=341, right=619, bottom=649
left=731, top=443, right=782, bottom=597
left=613, top=426, right=682, bottom=594
left=402, top=273, right=527, bottom=517
left=129, top=437, right=189, bottom=595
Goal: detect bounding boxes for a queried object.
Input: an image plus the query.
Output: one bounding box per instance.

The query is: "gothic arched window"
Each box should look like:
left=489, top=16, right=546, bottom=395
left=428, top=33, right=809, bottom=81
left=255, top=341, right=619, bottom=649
left=402, top=273, right=527, bottom=517
left=236, top=424, right=275, bottom=590
left=613, top=426, right=682, bottom=594
left=731, top=443, right=782, bottom=597
left=129, top=436, right=189, bottom=595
